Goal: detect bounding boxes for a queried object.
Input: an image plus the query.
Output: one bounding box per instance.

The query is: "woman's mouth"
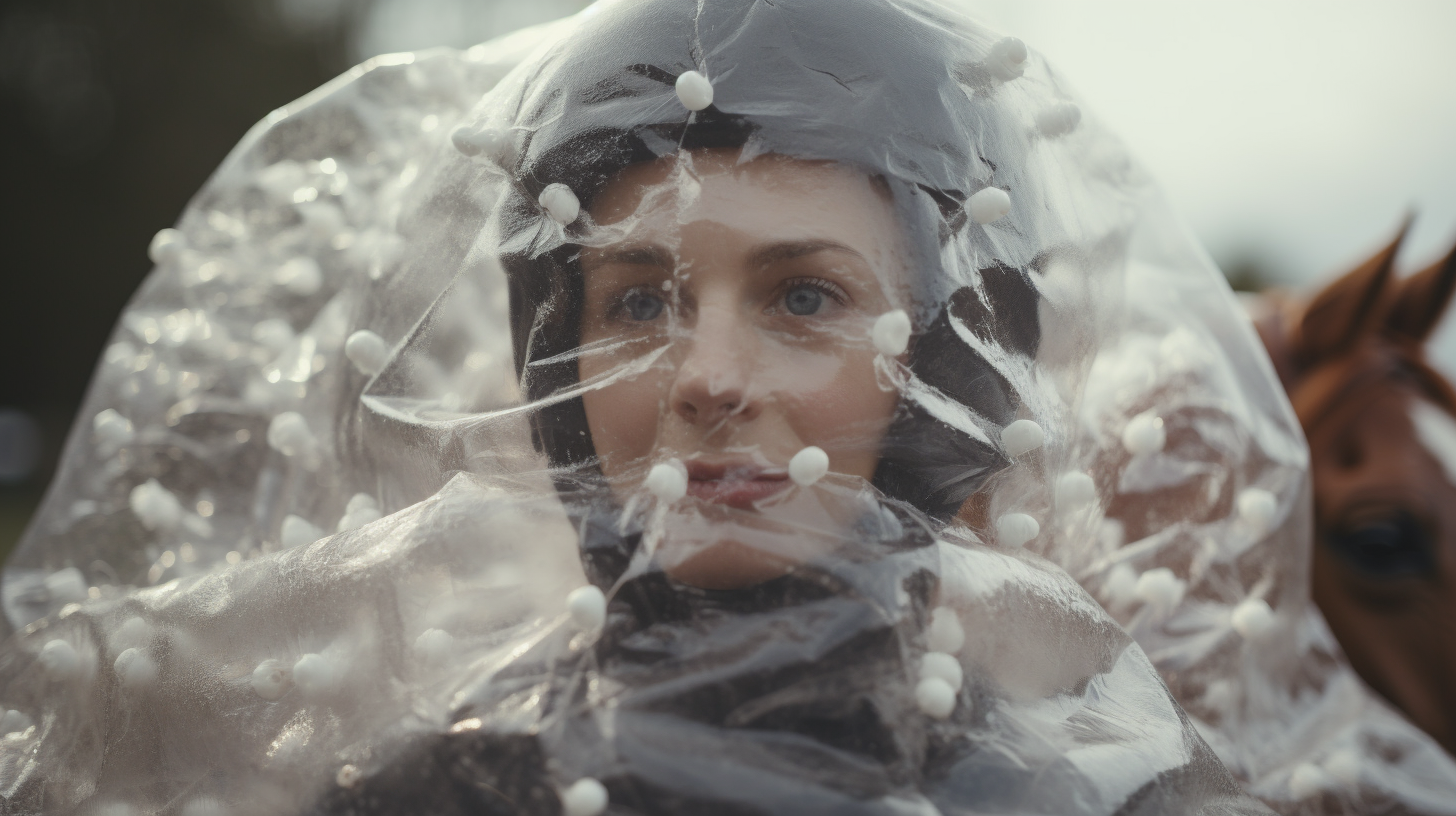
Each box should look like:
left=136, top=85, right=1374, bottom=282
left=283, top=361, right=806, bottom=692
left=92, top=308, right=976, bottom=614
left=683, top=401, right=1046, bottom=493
left=683, top=459, right=790, bottom=509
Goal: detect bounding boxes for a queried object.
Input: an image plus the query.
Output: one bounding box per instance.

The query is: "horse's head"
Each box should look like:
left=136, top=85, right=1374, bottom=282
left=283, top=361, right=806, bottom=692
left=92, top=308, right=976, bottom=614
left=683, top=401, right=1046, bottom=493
left=1258, top=225, right=1456, bottom=751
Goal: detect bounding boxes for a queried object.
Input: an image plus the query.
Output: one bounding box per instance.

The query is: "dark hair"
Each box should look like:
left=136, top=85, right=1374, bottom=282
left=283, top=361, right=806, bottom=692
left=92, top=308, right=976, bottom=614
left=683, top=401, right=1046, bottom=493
left=493, top=0, right=1040, bottom=528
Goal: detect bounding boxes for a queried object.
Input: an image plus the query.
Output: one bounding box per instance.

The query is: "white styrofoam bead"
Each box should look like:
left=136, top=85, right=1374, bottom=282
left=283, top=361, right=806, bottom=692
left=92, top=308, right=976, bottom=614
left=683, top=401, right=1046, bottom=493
left=675, top=69, right=715, bottom=111
left=1230, top=598, right=1277, bottom=641
left=292, top=653, right=338, bottom=698
left=344, top=329, right=390, bottom=377
left=1237, top=487, right=1278, bottom=532
left=38, top=639, right=80, bottom=682
left=414, top=628, right=455, bottom=666
left=1054, top=472, right=1097, bottom=510
left=111, top=616, right=153, bottom=653
left=871, top=309, right=912, bottom=356
left=1288, top=762, right=1331, bottom=799
left=788, top=446, right=830, bottom=487
left=999, top=419, right=1044, bottom=457
left=336, top=764, right=363, bottom=788
left=451, top=123, right=509, bottom=158
left=180, top=797, right=229, bottom=816
left=568, top=585, right=607, bottom=632
left=539, top=183, right=581, bottom=225
left=987, top=37, right=1028, bottom=81
left=561, top=777, right=609, bottom=816
left=1102, top=563, right=1138, bottom=606
left=995, top=513, right=1040, bottom=548
left=915, top=676, right=957, bottom=719
left=267, top=412, right=317, bottom=459
left=968, top=187, right=1012, bottom=224
left=920, top=651, right=964, bottom=691
left=93, top=409, right=135, bottom=447
left=43, top=568, right=88, bottom=605
left=114, top=647, right=159, bottom=691
left=0, top=709, right=33, bottom=736
left=280, top=514, right=323, bottom=549
left=251, top=660, right=291, bottom=701
left=1121, top=413, right=1166, bottom=456
left=336, top=493, right=383, bottom=532
left=274, top=257, right=323, bottom=296
left=1323, top=749, right=1361, bottom=788
left=644, top=461, right=687, bottom=503
left=148, top=228, right=186, bottom=264
left=251, top=318, right=296, bottom=353
left=129, top=479, right=183, bottom=532
left=1036, top=102, right=1081, bottom=137
left=926, top=607, right=965, bottom=654
left=1134, top=567, right=1186, bottom=610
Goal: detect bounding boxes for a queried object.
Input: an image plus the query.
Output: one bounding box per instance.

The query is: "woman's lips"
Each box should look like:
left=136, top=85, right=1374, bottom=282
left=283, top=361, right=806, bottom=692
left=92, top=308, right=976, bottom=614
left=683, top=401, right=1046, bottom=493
left=683, top=459, right=789, bottom=509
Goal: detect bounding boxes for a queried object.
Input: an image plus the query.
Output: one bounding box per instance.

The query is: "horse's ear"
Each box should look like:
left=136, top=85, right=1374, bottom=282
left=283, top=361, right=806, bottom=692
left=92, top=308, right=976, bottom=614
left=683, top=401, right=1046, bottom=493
left=1294, top=221, right=1408, bottom=364
left=1385, top=241, right=1456, bottom=345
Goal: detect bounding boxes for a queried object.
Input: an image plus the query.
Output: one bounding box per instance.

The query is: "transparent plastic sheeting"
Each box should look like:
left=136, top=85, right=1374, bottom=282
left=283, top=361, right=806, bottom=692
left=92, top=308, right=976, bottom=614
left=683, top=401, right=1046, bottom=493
left=1, top=1, right=1452, bottom=813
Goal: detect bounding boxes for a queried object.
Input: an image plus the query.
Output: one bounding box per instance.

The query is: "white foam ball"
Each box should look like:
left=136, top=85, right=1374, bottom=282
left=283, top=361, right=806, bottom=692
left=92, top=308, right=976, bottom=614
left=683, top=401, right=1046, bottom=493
left=267, top=412, right=317, bottom=458
left=675, top=69, right=715, bottom=111
left=1121, top=413, right=1166, bottom=456
left=148, top=228, right=186, bottom=264
left=1323, top=749, right=1361, bottom=788
left=336, top=764, right=363, bottom=788
left=43, top=567, right=89, bottom=605
left=1054, top=472, right=1096, bottom=510
left=920, top=652, right=964, bottom=691
left=1230, top=598, right=1277, bottom=641
left=927, top=607, right=965, bottom=654
left=999, top=419, right=1043, bottom=457
left=344, top=330, right=390, bottom=376
left=251, top=660, right=291, bottom=701
left=38, top=639, right=79, bottom=682
left=280, top=515, right=323, bottom=549
left=788, top=446, right=830, bottom=487
left=0, top=709, right=33, bottom=736
left=1036, top=102, right=1081, bottom=137
left=915, top=676, right=957, bottom=719
left=968, top=187, right=1011, bottom=224
left=644, top=461, right=687, bottom=503
left=568, top=585, right=607, bottom=632
left=1288, top=762, right=1331, bottom=799
left=539, top=183, right=580, bottom=225
left=987, top=37, right=1028, bottom=81
left=114, top=647, right=158, bottom=691
left=995, top=513, right=1040, bottom=548
left=1102, top=563, right=1139, bottom=607
left=292, top=653, right=338, bottom=698
left=336, top=493, right=383, bottom=532
left=871, top=309, right=912, bottom=356
left=129, top=479, right=183, bottom=532
left=251, top=318, right=295, bottom=353
left=274, top=257, right=323, bottom=296
left=92, top=409, right=135, bottom=447
left=1135, top=567, right=1186, bottom=610
left=111, top=616, right=153, bottom=653
left=1237, top=487, right=1278, bottom=531
left=451, top=123, right=509, bottom=158
left=414, top=628, right=455, bottom=667
left=181, top=797, right=229, bottom=816
left=561, top=777, right=609, bottom=816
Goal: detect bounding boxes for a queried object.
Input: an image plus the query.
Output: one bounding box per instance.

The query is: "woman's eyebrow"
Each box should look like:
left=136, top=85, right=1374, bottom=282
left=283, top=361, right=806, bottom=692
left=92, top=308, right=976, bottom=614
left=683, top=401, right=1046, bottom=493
left=585, top=243, right=674, bottom=268
left=749, top=239, right=866, bottom=267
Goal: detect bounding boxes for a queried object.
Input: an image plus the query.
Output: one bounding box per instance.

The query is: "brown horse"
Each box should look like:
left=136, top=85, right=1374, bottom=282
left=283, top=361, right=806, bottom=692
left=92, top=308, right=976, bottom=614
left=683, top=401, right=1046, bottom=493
left=1254, top=226, right=1456, bottom=754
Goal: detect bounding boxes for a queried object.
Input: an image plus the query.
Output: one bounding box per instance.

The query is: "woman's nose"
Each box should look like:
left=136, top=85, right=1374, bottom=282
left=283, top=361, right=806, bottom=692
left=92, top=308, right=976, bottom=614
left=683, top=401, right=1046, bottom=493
left=668, top=305, right=758, bottom=427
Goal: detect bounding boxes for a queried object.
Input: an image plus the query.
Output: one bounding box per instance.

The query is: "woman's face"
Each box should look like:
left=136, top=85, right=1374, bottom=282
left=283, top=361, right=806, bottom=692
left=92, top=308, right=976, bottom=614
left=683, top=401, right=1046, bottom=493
left=577, top=148, right=907, bottom=589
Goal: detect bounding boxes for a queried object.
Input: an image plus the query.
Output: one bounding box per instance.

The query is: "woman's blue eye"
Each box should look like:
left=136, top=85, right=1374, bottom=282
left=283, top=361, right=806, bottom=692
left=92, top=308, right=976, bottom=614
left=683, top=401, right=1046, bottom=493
left=784, top=284, right=825, bottom=316
left=621, top=290, right=665, bottom=321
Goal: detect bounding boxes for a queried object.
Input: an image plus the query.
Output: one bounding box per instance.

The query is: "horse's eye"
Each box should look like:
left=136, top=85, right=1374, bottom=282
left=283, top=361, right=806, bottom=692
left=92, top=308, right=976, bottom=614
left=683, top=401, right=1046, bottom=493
left=1325, top=513, right=1436, bottom=578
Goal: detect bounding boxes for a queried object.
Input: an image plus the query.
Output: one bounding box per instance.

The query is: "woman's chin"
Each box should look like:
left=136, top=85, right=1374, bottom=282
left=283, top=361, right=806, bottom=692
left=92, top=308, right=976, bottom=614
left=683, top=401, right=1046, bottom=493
left=658, top=538, right=796, bottom=590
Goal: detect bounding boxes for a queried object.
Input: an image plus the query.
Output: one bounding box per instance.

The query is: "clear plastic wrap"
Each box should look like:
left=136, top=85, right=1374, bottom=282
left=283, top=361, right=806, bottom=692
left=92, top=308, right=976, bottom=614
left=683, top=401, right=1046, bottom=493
left=2, top=1, right=1453, bottom=813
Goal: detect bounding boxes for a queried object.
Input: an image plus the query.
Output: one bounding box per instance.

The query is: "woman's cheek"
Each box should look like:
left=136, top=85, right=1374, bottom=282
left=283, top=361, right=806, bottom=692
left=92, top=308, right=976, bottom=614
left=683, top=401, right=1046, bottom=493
left=581, top=363, right=667, bottom=480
